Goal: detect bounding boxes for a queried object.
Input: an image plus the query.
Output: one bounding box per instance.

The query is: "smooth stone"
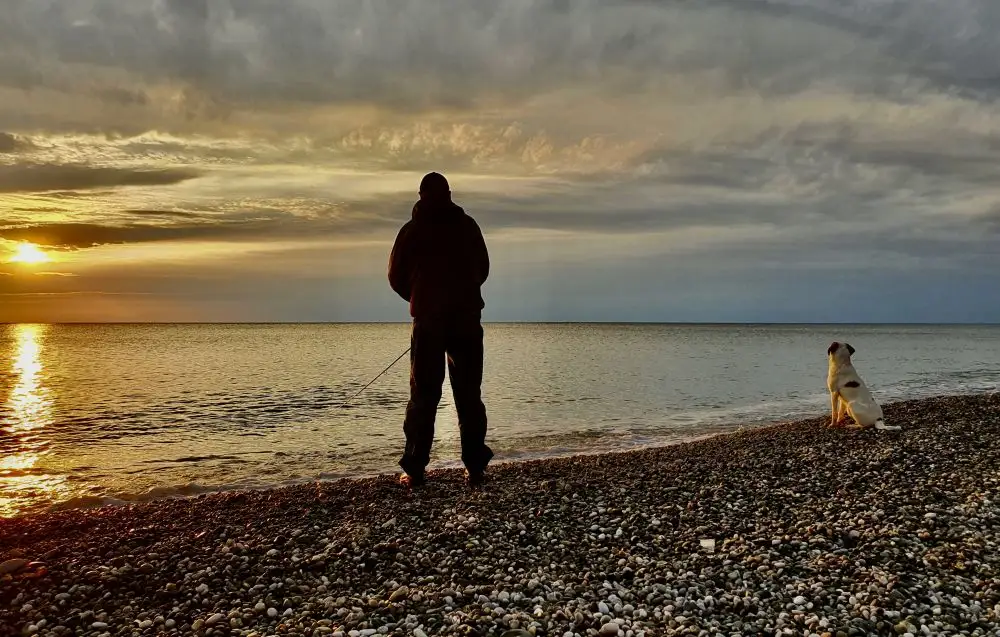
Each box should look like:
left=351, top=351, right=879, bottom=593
left=206, top=613, right=225, bottom=626
left=601, top=622, right=621, bottom=636
left=0, top=559, right=30, bottom=575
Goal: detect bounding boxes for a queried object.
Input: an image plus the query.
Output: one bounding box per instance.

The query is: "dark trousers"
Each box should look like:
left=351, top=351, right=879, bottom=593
left=399, top=315, right=493, bottom=477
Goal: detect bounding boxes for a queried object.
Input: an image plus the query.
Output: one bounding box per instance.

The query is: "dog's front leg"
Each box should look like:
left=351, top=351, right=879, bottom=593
left=829, top=393, right=841, bottom=427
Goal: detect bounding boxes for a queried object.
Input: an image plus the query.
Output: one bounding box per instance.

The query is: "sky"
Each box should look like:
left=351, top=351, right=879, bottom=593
left=2, top=0, right=1000, bottom=323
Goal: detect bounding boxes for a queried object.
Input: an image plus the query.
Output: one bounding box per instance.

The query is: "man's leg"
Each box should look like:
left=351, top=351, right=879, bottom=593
left=399, top=320, right=446, bottom=481
left=445, top=318, right=493, bottom=479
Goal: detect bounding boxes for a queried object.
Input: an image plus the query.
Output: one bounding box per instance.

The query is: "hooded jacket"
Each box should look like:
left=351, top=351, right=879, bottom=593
left=388, top=199, right=489, bottom=320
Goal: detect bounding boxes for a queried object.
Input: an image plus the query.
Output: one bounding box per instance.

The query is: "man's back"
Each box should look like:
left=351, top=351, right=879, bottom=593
left=388, top=197, right=489, bottom=319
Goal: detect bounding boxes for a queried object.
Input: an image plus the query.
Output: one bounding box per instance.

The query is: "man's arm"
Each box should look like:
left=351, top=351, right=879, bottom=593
left=471, top=219, right=489, bottom=285
left=388, top=223, right=413, bottom=301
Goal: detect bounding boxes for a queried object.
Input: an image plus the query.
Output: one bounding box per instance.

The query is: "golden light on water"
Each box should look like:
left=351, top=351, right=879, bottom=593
left=1, top=324, right=69, bottom=517
left=8, top=325, right=52, bottom=433
left=7, top=242, right=51, bottom=265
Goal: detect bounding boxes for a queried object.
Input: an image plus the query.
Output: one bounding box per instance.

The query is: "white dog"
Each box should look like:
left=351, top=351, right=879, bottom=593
left=826, top=341, right=900, bottom=431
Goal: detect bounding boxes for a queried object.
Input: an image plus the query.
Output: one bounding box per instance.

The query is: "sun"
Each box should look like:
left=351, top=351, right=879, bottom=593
left=7, top=242, right=51, bottom=265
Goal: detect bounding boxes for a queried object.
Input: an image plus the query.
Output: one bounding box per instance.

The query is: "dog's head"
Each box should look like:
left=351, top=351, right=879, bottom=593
left=827, top=341, right=856, bottom=364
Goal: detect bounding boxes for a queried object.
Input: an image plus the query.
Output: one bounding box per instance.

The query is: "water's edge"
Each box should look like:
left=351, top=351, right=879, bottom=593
left=25, top=391, right=988, bottom=520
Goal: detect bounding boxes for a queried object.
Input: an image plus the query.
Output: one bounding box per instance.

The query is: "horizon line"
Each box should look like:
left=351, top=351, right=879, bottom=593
left=2, top=321, right=999, bottom=327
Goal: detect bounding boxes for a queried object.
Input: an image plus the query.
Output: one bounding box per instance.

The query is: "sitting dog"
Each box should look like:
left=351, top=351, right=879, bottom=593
left=826, top=341, right=900, bottom=431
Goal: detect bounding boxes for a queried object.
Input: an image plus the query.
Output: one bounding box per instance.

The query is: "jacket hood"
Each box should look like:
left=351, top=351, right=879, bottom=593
left=411, top=199, right=465, bottom=223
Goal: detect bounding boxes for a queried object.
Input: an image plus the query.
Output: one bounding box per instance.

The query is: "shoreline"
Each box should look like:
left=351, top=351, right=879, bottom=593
left=0, top=390, right=982, bottom=522
left=2, top=393, right=999, bottom=636
left=9, top=389, right=985, bottom=520
left=32, top=427, right=734, bottom=520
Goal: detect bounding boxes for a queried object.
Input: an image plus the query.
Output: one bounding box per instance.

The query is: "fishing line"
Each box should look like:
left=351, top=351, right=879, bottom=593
left=339, top=347, right=411, bottom=408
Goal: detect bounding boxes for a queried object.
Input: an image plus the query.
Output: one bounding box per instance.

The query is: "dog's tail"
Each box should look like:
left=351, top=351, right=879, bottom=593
left=874, top=419, right=901, bottom=432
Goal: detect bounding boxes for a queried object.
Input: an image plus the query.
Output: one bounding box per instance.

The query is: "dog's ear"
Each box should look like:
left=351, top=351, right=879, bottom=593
left=846, top=343, right=856, bottom=355
left=827, top=342, right=840, bottom=355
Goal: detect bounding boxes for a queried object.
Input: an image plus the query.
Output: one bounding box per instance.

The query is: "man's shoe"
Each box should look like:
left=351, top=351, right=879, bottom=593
left=465, top=469, right=486, bottom=488
left=399, top=472, right=426, bottom=488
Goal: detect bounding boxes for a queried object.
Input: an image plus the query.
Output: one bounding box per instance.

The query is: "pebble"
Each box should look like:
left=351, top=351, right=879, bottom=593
left=389, top=585, right=410, bottom=602
left=0, top=559, right=29, bottom=575
left=206, top=612, right=224, bottom=626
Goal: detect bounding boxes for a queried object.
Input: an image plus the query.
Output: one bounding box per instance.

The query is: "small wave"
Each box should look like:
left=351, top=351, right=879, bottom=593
left=138, top=454, right=243, bottom=464
left=48, top=494, right=128, bottom=511
left=45, top=482, right=243, bottom=513
left=0, top=467, right=51, bottom=478
left=140, top=482, right=224, bottom=499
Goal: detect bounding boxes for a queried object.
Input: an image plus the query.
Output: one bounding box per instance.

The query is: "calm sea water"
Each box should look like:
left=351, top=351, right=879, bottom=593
left=2, top=323, right=999, bottom=517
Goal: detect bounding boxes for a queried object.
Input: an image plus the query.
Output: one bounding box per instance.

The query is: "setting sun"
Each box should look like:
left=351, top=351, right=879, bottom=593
left=7, top=242, right=51, bottom=265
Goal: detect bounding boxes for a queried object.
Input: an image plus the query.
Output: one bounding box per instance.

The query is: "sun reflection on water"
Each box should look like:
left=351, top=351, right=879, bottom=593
left=1, top=324, right=69, bottom=517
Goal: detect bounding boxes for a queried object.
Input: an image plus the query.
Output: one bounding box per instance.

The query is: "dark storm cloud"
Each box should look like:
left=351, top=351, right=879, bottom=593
left=3, top=0, right=999, bottom=124
left=0, top=205, right=401, bottom=249
left=0, top=221, right=233, bottom=248
left=0, top=164, right=201, bottom=193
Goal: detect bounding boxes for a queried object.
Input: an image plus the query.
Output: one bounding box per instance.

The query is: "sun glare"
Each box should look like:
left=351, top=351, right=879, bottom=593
left=7, top=242, right=51, bottom=265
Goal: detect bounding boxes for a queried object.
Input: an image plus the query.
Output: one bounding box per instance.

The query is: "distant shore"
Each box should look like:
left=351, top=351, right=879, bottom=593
left=2, top=393, right=999, bottom=637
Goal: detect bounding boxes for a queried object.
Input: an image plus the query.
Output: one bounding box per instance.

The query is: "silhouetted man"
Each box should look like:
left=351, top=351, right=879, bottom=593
left=388, top=172, right=493, bottom=488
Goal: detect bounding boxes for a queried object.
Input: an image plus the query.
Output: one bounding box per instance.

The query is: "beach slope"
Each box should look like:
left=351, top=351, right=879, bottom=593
left=2, top=394, right=999, bottom=636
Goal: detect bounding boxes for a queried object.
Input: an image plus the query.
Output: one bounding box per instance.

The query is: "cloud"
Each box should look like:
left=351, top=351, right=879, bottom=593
left=0, top=132, right=31, bottom=153
left=0, top=164, right=200, bottom=193
left=0, top=220, right=261, bottom=249
left=0, top=202, right=400, bottom=249
left=123, top=209, right=211, bottom=219
left=1, top=0, right=998, bottom=135
left=1, top=0, right=1000, bottom=321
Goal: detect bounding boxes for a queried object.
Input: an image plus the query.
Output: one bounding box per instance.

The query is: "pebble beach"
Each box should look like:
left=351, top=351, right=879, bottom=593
left=1, top=393, right=998, bottom=637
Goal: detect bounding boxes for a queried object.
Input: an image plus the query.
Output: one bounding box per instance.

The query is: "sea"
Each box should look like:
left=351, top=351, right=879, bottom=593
left=2, top=323, right=999, bottom=518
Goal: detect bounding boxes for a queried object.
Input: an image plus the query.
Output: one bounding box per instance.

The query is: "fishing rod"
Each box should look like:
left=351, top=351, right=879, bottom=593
left=338, top=347, right=411, bottom=409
